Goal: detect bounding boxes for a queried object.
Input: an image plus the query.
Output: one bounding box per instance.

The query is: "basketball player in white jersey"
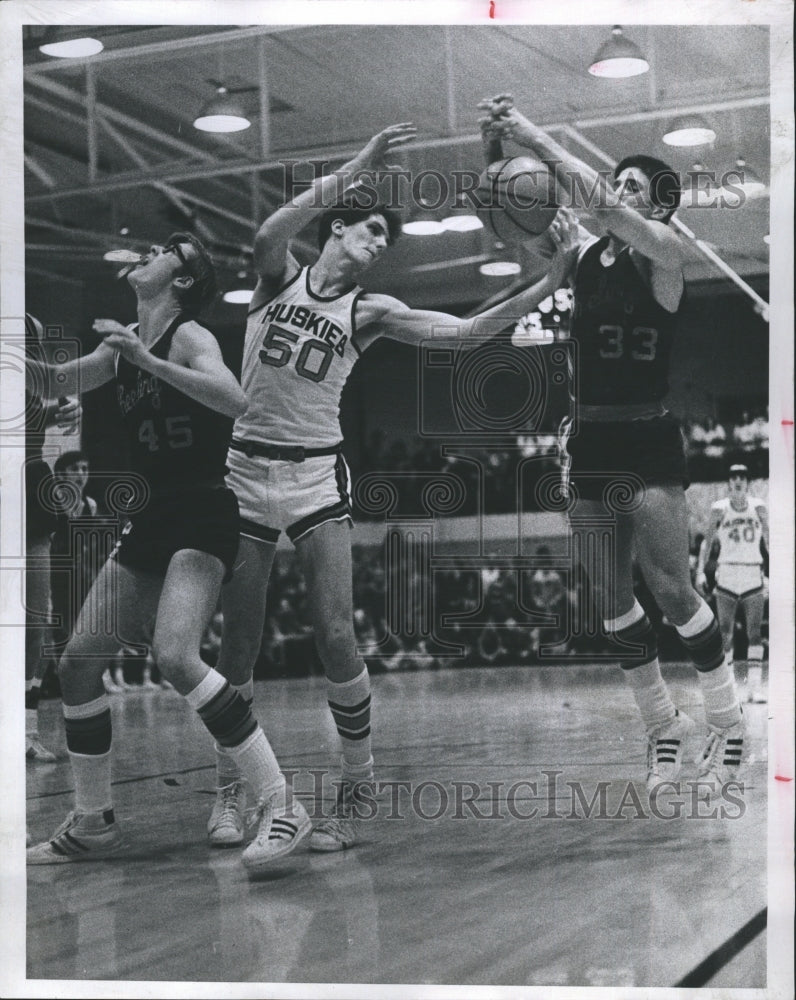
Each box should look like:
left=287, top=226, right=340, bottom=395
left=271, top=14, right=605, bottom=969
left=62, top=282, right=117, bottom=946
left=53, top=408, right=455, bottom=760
left=697, top=464, right=769, bottom=702
left=210, top=123, right=580, bottom=851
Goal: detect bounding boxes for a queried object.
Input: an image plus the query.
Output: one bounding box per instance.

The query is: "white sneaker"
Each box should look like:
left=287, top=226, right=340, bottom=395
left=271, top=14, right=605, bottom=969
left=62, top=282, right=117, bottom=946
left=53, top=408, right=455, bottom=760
left=27, top=809, right=123, bottom=864
left=241, top=794, right=311, bottom=872
left=746, top=689, right=767, bottom=705
left=310, top=780, right=367, bottom=853
left=207, top=781, right=245, bottom=847
left=645, top=711, right=695, bottom=794
left=698, top=718, right=746, bottom=789
left=26, top=736, right=56, bottom=763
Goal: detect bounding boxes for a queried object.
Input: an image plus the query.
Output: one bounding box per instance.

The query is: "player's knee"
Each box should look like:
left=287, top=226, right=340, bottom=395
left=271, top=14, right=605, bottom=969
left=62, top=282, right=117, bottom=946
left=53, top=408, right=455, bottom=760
left=151, top=641, right=192, bottom=683
left=650, top=575, right=694, bottom=617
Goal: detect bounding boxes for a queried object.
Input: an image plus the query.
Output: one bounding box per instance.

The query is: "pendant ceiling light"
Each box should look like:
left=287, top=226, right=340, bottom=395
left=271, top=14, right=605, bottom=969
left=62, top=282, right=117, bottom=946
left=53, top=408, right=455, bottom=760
left=39, top=36, right=104, bottom=58
left=588, top=26, right=649, bottom=78
left=194, top=86, right=252, bottom=133
left=663, top=115, right=717, bottom=147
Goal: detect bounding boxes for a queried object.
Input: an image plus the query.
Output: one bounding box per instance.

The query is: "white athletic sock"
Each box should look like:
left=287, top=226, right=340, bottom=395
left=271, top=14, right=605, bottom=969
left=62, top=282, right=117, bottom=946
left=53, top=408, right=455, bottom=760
left=25, top=707, right=38, bottom=737
left=697, top=662, right=742, bottom=730
left=69, top=752, right=113, bottom=814
left=623, top=660, right=677, bottom=731
left=225, top=728, right=284, bottom=804
left=747, top=644, right=764, bottom=662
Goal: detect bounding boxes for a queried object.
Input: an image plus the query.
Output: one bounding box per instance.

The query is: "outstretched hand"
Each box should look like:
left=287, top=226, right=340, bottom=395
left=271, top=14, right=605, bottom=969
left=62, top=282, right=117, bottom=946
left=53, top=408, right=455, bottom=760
left=477, top=94, right=538, bottom=147
left=353, top=123, right=417, bottom=174
left=547, top=207, right=581, bottom=285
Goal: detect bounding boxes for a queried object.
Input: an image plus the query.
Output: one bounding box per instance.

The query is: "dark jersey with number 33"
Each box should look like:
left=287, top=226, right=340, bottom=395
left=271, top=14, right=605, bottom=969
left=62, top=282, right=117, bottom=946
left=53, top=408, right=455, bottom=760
left=570, top=236, right=680, bottom=406
left=115, top=315, right=232, bottom=491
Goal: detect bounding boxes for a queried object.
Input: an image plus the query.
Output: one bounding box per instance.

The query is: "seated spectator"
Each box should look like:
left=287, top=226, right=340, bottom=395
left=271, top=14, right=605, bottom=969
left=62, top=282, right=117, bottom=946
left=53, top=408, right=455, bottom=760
left=689, top=416, right=727, bottom=459
left=733, top=410, right=767, bottom=452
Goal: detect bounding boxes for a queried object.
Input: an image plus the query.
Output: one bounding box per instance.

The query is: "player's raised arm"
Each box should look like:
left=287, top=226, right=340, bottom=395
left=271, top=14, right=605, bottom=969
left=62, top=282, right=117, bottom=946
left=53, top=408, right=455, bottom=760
left=252, top=123, right=417, bottom=282
left=479, top=95, right=683, bottom=272
left=356, top=207, right=580, bottom=347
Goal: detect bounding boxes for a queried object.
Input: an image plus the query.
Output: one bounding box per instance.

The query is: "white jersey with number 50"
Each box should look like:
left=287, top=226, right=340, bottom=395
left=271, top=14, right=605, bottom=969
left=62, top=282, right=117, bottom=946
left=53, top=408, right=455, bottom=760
left=234, top=266, right=364, bottom=447
left=713, top=496, right=766, bottom=565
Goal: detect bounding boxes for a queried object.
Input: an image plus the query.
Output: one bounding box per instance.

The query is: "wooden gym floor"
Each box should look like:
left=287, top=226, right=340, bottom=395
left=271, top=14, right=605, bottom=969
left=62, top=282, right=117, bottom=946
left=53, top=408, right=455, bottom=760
left=25, top=663, right=769, bottom=991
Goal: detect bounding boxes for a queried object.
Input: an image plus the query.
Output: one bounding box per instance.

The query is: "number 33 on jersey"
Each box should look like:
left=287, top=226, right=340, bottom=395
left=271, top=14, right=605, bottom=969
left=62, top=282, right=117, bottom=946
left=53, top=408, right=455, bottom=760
left=235, top=267, right=364, bottom=449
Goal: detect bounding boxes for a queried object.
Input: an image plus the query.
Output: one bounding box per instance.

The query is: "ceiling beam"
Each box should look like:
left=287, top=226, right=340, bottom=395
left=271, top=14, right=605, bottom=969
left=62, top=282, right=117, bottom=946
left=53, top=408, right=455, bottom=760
left=97, top=118, right=224, bottom=244
left=24, top=25, right=308, bottom=76
left=26, top=73, right=287, bottom=204
left=24, top=153, right=56, bottom=188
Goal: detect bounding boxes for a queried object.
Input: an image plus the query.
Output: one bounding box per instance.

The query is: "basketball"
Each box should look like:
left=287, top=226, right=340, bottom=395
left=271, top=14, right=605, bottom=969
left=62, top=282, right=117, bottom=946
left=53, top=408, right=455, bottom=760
left=472, top=156, right=559, bottom=246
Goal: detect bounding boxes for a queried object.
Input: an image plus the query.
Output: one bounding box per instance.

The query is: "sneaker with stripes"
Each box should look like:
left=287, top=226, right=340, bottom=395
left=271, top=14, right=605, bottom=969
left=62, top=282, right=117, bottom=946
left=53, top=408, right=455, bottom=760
left=697, top=718, right=746, bottom=789
left=26, top=809, right=122, bottom=864
left=645, top=710, right=694, bottom=794
left=241, top=794, right=311, bottom=872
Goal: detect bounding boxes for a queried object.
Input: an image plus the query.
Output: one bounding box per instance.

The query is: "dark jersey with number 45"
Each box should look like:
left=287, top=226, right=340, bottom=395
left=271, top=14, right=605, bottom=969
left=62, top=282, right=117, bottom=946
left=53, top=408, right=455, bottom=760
left=570, top=236, right=680, bottom=406
left=115, top=315, right=232, bottom=491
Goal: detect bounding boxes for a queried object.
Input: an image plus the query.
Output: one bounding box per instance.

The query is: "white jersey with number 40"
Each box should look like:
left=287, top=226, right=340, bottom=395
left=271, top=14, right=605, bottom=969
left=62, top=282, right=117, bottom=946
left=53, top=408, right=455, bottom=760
left=713, top=496, right=766, bottom=565
left=234, top=266, right=363, bottom=448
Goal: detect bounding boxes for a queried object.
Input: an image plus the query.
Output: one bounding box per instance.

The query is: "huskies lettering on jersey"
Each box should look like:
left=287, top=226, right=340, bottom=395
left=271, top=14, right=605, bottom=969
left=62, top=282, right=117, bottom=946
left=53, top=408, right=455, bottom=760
left=260, top=302, right=348, bottom=357
left=117, top=370, right=162, bottom=415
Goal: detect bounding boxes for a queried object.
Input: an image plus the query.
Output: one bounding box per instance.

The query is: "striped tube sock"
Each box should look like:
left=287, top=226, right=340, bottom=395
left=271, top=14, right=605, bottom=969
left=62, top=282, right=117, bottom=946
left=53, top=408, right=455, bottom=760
left=63, top=696, right=114, bottom=814
left=605, top=601, right=676, bottom=730
left=185, top=669, right=282, bottom=801
left=215, top=680, right=253, bottom=785
left=675, top=599, right=725, bottom=672
left=327, top=667, right=373, bottom=775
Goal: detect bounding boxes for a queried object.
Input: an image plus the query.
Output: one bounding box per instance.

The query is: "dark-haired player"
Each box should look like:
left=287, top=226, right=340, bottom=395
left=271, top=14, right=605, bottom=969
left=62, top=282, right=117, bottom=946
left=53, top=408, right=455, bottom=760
left=479, top=96, right=745, bottom=796
left=212, top=124, right=580, bottom=851
left=697, top=464, right=769, bottom=703
left=27, top=234, right=308, bottom=871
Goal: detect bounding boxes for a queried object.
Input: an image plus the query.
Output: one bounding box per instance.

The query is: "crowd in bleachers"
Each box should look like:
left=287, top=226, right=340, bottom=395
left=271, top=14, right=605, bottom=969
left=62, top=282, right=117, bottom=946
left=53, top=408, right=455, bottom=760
left=44, top=412, right=770, bottom=687
left=354, top=411, right=769, bottom=519
left=685, top=407, right=769, bottom=480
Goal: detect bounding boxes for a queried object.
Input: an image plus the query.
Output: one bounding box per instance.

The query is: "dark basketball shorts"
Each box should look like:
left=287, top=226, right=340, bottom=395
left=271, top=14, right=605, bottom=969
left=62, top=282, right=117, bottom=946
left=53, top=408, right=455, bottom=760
left=26, top=459, right=57, bottom=543
left=114, top=484, right=240, bottom=583
left=561, top=414, right=690, bottom=503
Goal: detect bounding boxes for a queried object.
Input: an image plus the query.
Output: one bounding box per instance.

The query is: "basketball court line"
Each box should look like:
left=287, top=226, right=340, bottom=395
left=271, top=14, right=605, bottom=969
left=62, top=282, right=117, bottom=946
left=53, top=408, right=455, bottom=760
left=674, top=907, right=767, bottom=987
